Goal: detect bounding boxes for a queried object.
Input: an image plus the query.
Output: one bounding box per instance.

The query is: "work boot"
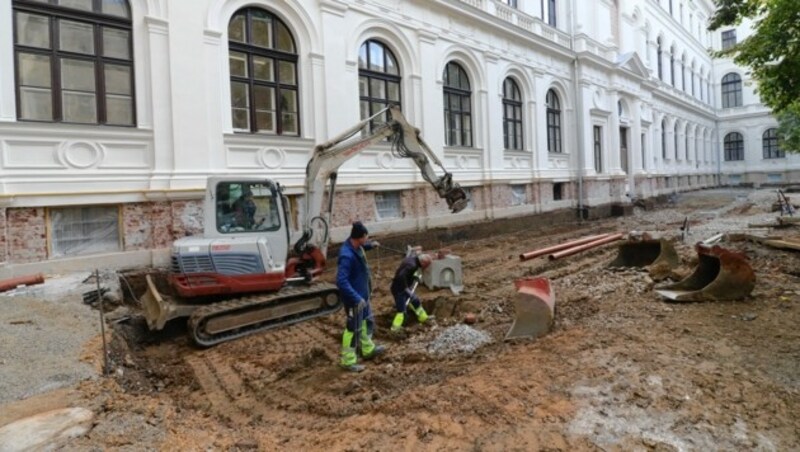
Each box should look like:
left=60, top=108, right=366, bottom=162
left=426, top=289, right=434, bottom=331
left=413, top=305, right=429, bottom=324
left=360, top=320, right=386, bottom=360
left=390, top=312, right=405, bottom=332
left=340, top=329, right=362, bottom=371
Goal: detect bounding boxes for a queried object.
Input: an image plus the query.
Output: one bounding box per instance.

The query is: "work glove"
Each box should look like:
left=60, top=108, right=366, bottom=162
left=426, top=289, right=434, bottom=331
left=355, top=299, right=367, bottom=314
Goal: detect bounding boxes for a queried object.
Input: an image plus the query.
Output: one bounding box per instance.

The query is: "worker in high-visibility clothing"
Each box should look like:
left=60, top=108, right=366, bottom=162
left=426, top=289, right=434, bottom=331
left=389, top=253, right=432, bottom=332
left=336, top=221, right=385, bottom=372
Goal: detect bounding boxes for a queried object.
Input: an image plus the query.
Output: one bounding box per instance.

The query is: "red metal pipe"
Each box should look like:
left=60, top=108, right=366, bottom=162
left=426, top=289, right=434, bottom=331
left=548, top=233, right=625, bottom=260
left=519, top=233, right=612, bottom=261
left=0, top=273, right=45, bottom=293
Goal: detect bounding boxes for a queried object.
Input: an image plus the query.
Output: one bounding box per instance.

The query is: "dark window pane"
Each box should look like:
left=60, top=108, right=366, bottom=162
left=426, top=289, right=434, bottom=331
left=254, top=85, right=275, bottom=111
left=252, top=15, right=272, bottom=48
left=101, top=0, right=130, bottom=18
left=61, top=58, right=95, bottom=91
left=278, top=61, right=295, bottom=84
left=280, top=89, right=297, bottom=113
left=358, top=43, right=368, bottom=69
left=369, top=42, right=384, bottom=72
left=106, top=95, right=132, bottom=125
left=230, top=82, right=249, bottom=108
left=15, top=12, right=50, bottom=48
left=387, top=82, right=400, bottom=102
left=62, top=90, right=97, bottom=123
left=255, top=111, right=274, bottom=133
left=281, top=113, right=298, bottom=134
left=104, top=64, right=131, bottom=95
left=102, top=27, right=130, bottom=59
left=229, top=14, right=246, bottom=43
left=59, top=19, right=95, bottom=55
left=276, top=22, right=295, bottom=52
left=253, top=56, right=273, bottom=81
left=19, top=86, right=53, bottom=120
left=359, top=76, right=368, bottom=97
left=18, top=52, right=52, bottom=87
left=385, top=52, right=399, bottom=75
left=229, top=52, right=248, bottom=77
left=370, top=78, right=385, bottom=99
left=58, top=0, right=92, bottom=12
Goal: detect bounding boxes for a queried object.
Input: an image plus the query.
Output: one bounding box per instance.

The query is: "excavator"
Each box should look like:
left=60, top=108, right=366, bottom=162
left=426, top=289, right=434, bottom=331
left=140, top=106, right=469, bottom=346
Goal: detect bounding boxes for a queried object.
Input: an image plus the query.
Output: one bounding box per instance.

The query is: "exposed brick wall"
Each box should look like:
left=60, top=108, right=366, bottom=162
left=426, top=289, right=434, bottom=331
left=0, top=208, right=7, bottom=264
left=122, top=200, right=201, bottom=250
left=171, top=200, right=204, bottom=239
left=329, top=191, right=376, bottom=228
left=489, top=184, right=513, bottom=208
left=8, top=207, right=47, bottom=263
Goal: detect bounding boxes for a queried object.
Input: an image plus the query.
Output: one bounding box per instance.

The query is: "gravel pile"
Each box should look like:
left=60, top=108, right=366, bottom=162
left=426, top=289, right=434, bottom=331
left=426, top=324, right=492, bottom=356
left=0, top=273, right=103, bottom=405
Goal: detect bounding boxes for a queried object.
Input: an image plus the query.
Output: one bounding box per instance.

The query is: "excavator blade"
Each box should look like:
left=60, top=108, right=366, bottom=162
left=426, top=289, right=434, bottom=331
left=505, top=277, right=555, bottom=341
left=140, top=274, right=197, bottom=330
left=655, top=245, right=755, bottom=302
left=608, top=238, right=679, bottom=280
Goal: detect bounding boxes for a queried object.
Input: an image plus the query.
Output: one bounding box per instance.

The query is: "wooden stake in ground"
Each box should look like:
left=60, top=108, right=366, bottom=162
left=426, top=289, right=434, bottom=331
left=95, top=269, right=109, bottom=376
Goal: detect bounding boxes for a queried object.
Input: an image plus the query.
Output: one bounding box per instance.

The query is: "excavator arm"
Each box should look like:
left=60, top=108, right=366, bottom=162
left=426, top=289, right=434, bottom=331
left=293, top=105, right=469, bottom=259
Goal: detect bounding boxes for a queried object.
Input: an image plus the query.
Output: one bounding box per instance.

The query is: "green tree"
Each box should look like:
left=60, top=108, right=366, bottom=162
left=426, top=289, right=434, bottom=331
left=710, top=0, right=800, bottom=152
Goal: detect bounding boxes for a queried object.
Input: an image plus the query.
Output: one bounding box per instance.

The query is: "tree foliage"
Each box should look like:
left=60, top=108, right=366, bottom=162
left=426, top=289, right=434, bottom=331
left=710, top=0, right=800, bottom=152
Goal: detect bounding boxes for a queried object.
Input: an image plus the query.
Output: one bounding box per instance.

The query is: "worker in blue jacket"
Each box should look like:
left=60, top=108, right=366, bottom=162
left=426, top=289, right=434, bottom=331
left=336, top=221, right=385, bottom=372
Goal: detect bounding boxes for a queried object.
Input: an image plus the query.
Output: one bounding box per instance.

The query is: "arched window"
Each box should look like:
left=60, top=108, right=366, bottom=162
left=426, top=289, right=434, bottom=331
left=763, top=128, right=784, bottom=159
left=502, top=77, right=523, bottom=150
left=674, top=122, right=679, bottom=159
left=358, top=40, right=400, bottom=132
left=661, top=119, right=667, bottom=158
left=670, top=51, right=675, bottom=86
left=721, top=73, right=742, bottom=108
left=229, top=8, right=298, bottom=135
left=443, top=62, right=472, bottom=147
left=656, top=38, right=663, bottom=80
left=13, top=0, right=134, bottom=125
left=724, top=132, right=744, bottom=161
left=546, top=89, right=562, bottom=153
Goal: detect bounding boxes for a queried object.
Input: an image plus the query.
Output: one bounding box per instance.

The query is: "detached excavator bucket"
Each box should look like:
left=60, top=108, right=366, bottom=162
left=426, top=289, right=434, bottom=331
left=655, top=245, right=755, bottom=302
left=608, top=238, right=679, bottom=277
left=505, top=277, right=555, bottom=341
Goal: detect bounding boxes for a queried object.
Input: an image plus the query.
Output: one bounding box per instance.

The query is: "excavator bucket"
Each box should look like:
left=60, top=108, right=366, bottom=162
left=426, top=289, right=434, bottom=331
left=608, top=238, right=679, bottom=278
left=655, top=245, right=755, bottom=302
left=505, top=277, right=555, bottom=341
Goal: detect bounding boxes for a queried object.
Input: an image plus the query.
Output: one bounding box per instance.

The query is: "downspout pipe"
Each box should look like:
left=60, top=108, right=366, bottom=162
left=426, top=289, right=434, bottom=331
left=569, top=1, right=585, bottom=220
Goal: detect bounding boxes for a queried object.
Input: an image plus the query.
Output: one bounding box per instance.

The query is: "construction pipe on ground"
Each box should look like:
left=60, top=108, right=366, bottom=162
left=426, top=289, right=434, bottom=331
left=519, top=233, right=613, bottom=261
left=0, top=273, right=45, bottom=293
left=548, top=233, right=625, bottom=260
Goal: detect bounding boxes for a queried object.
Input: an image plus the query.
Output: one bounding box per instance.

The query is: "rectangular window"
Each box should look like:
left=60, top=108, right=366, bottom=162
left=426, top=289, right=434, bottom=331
left=593, top=126, right=603, bottom=174
left=728, top=174, right=742, bottom=185
left=553, top=182, right=563, bottom=201
left=49, top=205, right=121, bottom=258
left=767, top=173, right=782, bottom=184
left=510, top=185, right=526, bottom=206
left=721, top=29, right=737, bottom=50
left=375, top=191, right=402, bottom=220
left=504, top=0, right=518, bottom=7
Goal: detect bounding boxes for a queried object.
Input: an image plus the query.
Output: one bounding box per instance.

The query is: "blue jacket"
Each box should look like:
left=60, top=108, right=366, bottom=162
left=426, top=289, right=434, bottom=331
left=336, top=239, right=375, bottom=308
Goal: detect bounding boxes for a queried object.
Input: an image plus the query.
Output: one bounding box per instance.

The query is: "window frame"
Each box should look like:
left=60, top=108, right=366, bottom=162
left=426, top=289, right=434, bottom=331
left=724, top=132, right=744, bottom=161
left=228, top=7, right=300, bottom=136
left=762, top=128, right=784, bottom=159
left=546, top=89, right=562, bottom=153
left=593, top=125, right=603, bottom=173
left=443, top=61, right=473, bottom=147
left=358, top=39, right=401, bottom=133
left=721, top=29, right=737, bottom=50
left=374, top=190, right=402, bottom=221
left=12, top=0, right=135, bottom=125
left=502, top=77, right=523, bottom=151
left=721, top=73, right=742, bottom=108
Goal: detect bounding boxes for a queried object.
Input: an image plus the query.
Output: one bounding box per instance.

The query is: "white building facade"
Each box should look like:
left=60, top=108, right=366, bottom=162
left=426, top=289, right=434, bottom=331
left=0, top=0, right=797, bottom=268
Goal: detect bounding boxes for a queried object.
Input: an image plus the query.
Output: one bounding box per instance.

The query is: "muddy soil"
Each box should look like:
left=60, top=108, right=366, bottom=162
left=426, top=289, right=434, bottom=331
left=16, top=189, right=800, bottom=450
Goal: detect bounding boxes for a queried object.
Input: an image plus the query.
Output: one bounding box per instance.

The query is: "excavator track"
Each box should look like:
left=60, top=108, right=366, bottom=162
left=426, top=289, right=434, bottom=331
left=187, top=281, right=340, bottom=347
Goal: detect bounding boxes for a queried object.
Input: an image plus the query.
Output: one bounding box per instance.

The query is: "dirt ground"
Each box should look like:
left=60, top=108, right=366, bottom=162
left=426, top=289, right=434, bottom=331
left=3, top=188, right=800, bottom=451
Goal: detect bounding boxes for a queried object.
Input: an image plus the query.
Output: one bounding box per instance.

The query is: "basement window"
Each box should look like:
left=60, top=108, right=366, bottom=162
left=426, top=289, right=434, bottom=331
left=510, top=185, right=526, bottom=206
left=375, top=191, right=402, bottom=220
left=49, top=205, right=121, bottom=258
left=553, top=182, right=564, bottom=201
left=767, top=173, right=782, bottom=184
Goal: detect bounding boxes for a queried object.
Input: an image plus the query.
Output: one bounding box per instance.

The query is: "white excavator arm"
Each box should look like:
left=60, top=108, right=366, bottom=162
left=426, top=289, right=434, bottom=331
left=293, top=105, right=469, bottom=257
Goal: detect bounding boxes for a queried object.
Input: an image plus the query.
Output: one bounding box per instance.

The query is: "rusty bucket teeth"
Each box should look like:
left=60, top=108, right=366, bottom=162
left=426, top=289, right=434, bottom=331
left=655, top=245, right=756, bottom=302
left=608, top=238, right=680, bottom=277
left=505, top=277, right=555, bottom=341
